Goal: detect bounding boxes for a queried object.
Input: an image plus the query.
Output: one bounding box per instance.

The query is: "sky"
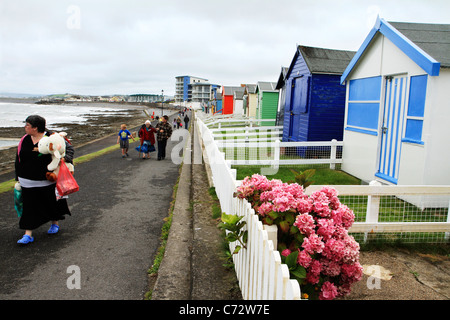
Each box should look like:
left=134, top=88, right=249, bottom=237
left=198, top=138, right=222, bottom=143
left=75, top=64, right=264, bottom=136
left=0, top=0, right=449, bottom=97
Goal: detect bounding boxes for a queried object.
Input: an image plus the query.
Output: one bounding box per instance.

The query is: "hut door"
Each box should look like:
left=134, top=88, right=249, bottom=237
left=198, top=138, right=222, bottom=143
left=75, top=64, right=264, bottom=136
left=376, top=75, right=408, bottom=184
left=288, top=76, right=308, bottom=141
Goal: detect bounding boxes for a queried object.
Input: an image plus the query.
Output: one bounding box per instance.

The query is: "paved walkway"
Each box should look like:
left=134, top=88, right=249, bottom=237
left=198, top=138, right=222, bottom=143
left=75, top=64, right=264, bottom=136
left=0, top=117, right=187, bottom=299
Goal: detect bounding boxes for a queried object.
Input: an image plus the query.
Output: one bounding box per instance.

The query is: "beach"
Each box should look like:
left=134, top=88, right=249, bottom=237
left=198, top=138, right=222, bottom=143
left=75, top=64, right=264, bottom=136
left=0, top=99, right=175, bottom=174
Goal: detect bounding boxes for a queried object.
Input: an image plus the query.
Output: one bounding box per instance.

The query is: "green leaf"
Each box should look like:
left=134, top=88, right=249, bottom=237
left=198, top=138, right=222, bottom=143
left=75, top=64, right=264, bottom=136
left=285, top=250, right=299, bottom=269
left=225, top=233, right=238, bottom=243
left=289, top=225, right=299, bottom=235
left=279, top=220, right=290, bottom=233
left=290, top=265, right=307, bottom=280
left=267, top=211, right=279, bottom=220
left=233, top=245, right=242, bottom=254
left=221, top=212, right=243, bottom=225
left=263, top=216, right=273, bottom=225
left=242, top=230, right=248, bottom=243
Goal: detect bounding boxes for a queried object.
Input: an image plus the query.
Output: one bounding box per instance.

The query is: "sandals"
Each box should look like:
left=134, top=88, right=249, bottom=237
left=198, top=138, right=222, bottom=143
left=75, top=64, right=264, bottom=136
left=47, top=224, right=60, bottom=234
left=17, top=234, right=34, bottom=245
left=17, top=224, right=59, bottom=245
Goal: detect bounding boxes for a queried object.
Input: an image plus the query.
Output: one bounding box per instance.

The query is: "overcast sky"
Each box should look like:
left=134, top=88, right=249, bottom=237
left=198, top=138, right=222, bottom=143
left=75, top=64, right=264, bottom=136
left=0, top=0, right=449, bottom=97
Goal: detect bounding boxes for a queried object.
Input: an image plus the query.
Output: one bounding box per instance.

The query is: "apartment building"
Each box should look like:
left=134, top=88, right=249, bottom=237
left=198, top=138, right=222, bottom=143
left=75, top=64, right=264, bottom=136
left=175, top=75, right=220, bottom=109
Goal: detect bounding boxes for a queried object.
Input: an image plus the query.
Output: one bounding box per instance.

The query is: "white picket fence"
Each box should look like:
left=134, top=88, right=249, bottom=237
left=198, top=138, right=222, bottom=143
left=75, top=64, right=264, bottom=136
left=196, top=116, right=302, bottom=300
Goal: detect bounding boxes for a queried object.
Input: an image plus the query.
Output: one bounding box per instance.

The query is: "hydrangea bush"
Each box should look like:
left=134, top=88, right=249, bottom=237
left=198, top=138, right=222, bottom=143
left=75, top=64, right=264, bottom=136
left=235, top=174, right=363, bottom=300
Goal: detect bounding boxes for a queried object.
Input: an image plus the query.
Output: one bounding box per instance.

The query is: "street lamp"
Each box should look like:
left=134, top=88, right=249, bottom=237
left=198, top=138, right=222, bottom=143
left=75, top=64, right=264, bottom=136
left=161, top=89, right=164, bottom=116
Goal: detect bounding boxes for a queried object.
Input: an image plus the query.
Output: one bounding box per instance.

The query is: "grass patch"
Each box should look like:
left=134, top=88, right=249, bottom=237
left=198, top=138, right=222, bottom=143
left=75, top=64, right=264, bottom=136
left=234, top=165, right=361, bottom=185
left=208, top=187, right=222, bottom=219
left=208, top=186, right=236, bottom=269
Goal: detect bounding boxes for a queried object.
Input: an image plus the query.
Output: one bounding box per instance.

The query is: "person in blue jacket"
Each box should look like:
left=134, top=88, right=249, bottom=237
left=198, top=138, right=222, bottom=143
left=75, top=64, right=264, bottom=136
left=117, top=124, right=135, bottom=158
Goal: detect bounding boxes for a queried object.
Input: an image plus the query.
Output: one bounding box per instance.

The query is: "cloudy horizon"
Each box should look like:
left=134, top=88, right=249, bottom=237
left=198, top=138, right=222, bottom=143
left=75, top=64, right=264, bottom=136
left=1, top=0, right=449, bottom=97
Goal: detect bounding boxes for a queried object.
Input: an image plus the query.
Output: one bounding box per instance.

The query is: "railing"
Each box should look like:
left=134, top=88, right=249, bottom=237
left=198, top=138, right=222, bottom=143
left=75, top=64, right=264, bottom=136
left=231, top=197, right=301, bottom=300
left=305, top=182, right=450, bottom=243
left=196, top=116, right=302, bottom=300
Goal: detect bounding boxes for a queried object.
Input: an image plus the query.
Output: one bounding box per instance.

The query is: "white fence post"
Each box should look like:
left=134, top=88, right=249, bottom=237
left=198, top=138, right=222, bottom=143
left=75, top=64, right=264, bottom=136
left=264, top=224, right=278, bottom=252
left=364, top=180, right=382, bottom=242
left=274, top=139, right=280, bottom=173
left=446, top=199, right=450, bottom=240
left=330, top=139, right=337, bottom=170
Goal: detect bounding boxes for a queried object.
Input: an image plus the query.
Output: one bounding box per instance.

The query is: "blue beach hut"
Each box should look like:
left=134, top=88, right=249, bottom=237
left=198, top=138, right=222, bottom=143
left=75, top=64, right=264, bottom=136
left=282, top=45, right=355, bottom=142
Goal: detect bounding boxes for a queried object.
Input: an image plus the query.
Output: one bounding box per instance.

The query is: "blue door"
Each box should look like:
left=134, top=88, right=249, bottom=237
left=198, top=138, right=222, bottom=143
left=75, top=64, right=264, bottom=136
left=287, top=76, right=308, bottom=141
left=376, top=75, right=408, bottom=184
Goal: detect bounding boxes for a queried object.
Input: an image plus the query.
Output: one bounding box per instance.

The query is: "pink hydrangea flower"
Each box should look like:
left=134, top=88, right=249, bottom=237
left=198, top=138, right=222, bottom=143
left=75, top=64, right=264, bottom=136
left=237, top=176, right=361, bottom=300
left=305, top=259, right=322, bottom=284
left=310, top=191, right=332, bottom=217
left=319, top=281, right=338, bottom=300
left=316, top=218, right=336, bottom=240
left=296, top=198, right=313, bottom=214
left=320, top=259, right=341, bottom=277
left=281, top=249, right=291, bottom=257
left=257, top=202, right=273, bottom=217
left=302, top=233, right=325, bottom=254
left=341, top=262, right=363, bottom=284
left=297, top=249, right=312, bottom=268
left=293, top=213, right=315, bottom=236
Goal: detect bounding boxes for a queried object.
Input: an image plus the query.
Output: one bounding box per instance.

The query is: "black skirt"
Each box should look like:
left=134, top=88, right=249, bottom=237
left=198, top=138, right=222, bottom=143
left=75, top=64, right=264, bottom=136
left=19, top=184, right=71, bottom=230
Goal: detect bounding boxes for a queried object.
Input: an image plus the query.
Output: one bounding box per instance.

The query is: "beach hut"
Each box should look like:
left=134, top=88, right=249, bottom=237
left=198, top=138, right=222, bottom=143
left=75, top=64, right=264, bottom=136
left=340, top=18, right=450, bottom=186
left=210, top=86, right=222, bottom=114
left=276, top=67, right=288, bottom=127
left=243, top=84, right=257, bottom=118
left=233, top=90, right=245, bottom=115
left=222, top=86, right=244, bottom=115
left=282, top=45, right=355, bottom=142
left=256, top=81, right=279, bottom=126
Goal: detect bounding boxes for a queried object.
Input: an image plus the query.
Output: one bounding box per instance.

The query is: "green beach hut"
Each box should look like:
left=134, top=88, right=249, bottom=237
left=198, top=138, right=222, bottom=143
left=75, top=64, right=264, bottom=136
left=255, top=81, right=279, bottom=126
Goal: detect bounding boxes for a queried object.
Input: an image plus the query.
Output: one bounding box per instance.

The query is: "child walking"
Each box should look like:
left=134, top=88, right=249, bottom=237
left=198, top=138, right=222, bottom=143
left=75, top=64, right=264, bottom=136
left=117, top=124, right=135, bottom=158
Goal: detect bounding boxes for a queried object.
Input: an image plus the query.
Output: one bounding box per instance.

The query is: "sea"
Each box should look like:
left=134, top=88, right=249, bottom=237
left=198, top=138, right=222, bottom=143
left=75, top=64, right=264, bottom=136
left=0, top=101, right=133, bottom=129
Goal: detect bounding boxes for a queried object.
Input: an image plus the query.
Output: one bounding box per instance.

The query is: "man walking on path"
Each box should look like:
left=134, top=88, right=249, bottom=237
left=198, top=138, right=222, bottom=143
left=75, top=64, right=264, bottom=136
left=156, top=115, right=173, bottom=161
left=183, top=114, right=190, bottom=130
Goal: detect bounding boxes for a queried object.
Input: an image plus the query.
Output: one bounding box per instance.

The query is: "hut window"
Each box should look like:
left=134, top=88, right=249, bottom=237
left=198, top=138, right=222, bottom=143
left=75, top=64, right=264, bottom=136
left=403, top=75, right=427, bottom=145
left=345, top=76, right=382, bottom=135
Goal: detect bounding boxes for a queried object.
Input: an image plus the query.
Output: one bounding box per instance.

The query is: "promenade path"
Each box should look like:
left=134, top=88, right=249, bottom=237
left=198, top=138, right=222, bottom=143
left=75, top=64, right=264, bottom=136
left=0, top=118, right=187, bottom=299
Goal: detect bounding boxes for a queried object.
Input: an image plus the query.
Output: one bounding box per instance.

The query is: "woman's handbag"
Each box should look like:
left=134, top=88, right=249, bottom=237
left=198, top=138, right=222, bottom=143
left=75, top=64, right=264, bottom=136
left=56, top=161, right=79, bottom=196
left=14, top=182, right=23, bottom=218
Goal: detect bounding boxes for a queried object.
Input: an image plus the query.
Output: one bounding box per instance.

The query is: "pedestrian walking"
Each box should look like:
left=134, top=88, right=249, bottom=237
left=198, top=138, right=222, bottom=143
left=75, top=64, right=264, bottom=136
left=155, top=115, right=173, bottom=161
left=176, top=116, right=182, bottom=129
left=15, top=115, right=71, bottom=245
left=117, top=124, right=135, bottom=158
left=184, top=114, right=190, bottom=129
left=138, top=120, right=157, bottom=159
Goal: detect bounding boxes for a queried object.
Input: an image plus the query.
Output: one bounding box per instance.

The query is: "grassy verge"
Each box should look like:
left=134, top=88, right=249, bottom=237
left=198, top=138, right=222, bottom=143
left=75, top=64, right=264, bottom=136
left=234, top=165, right=361, bottom=185
left=208, top=187, right=237, bottom=269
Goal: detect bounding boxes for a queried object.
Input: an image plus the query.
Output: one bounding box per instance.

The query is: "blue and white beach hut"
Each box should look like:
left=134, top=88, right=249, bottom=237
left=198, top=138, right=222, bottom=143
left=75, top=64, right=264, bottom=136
left=340, top=18, right=450, bottom=185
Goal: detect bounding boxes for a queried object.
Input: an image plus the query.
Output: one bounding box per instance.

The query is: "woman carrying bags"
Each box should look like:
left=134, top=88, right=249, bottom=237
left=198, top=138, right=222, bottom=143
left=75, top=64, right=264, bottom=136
left=15, top=115, right=71, bottom=245
left=137, top=120, right=157, bottom=159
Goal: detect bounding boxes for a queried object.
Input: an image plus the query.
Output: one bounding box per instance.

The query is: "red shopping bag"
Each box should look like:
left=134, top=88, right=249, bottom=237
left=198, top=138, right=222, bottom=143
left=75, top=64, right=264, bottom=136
left=56, top=161, right=79, bottom=196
